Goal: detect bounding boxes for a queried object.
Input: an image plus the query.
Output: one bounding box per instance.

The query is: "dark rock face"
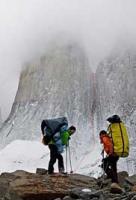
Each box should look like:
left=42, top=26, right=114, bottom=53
left=1, top=170, right=136, bottom=200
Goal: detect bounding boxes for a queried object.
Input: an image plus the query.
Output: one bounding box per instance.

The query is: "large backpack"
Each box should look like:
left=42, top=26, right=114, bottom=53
left=107, top=122, right=129, bottom=157
left=41, top=117, right=68, bottom=145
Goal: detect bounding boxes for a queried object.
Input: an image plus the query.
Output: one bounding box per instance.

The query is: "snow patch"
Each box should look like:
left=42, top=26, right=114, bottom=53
left=82, top=188, right=92, bottom=192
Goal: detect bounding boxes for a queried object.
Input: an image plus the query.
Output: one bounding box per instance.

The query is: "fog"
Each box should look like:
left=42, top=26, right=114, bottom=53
left=0, top=0, right=136, bottom=120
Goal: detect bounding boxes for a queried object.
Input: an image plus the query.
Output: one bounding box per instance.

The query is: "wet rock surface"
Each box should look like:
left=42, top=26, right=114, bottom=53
left=0, top=169, right=136, bottom=200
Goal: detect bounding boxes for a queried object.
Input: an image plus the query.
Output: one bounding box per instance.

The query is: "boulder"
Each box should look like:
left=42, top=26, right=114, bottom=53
left=36, top=168, right=48, bottom=175
left=0, top=169, right=136, bottom=200
left=125, top=175, right=136, bottom=186
left=118, top=171, right=129, bottom=185
left=0, top=170, right=97, bottom=200
left=110, top=183, right=123, bottom=194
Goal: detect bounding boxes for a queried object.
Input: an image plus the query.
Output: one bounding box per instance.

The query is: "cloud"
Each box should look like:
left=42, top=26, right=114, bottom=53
left=0, top=0, right=136, bottom=119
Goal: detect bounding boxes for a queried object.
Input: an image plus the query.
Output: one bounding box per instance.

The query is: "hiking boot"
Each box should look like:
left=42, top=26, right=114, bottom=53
left=48, top=171, right=54, bottom=175
left=59, top=168, right=64, bottom=174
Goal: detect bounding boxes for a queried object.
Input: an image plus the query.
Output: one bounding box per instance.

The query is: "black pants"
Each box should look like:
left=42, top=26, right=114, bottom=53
left=48, top=144, right=64, bottom=174
left=102, top=155, right=119, bottom=183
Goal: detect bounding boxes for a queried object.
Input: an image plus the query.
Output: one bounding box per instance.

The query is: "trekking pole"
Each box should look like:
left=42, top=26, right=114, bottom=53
left=68, top=145, right=73, bottom=174
left=100, top=151, right=110, bottom=189
left=66, top=145, right=68, bottom=174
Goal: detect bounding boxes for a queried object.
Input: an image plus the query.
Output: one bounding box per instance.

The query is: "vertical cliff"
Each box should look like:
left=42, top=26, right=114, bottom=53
left=96, top=46, right=136, bottom=173
left=1, top=39, right=136, bottom=175
left=0, top=42, right=94, bottom=160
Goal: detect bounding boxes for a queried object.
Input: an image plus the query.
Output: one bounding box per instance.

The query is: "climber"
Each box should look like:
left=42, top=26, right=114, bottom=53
left=48, top=125, right=76, bottom=174
left=100, top=114, right=129, bottom=188
left=99, top=130, right=119, bottom=183
left=41, top=117, right=76, bottom=174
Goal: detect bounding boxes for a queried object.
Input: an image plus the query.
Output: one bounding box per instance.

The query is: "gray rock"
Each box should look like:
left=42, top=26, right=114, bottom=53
left=70, top=188, right=82, bottom=199
left=89, top=190, right=103, bottom=198
left=5, top=190, right=22, bottom=200
left=131, top=196, right=136, bottom=200
left=70, top=188, right=91, bottom=199
left=63, top=196, right=73, bottom=200
left=125, top=176, right=136, bottom=186
left=36, top=168, right=48, bottom=175
left=125, top=192, right=136, bottom=200
left=70, top=188, right=104, bottom=200
left=99, top=193, right=105, bottom=200
left=118, top=171, right=129, bottom=186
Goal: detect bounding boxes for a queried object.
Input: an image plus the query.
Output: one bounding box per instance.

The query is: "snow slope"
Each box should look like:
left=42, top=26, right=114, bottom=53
left=0, top=139, right=131, bottom=177
left=0, top=139, right=102, bottom=177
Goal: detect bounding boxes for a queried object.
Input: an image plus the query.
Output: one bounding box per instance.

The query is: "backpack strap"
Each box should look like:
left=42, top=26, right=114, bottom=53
left=119, top=123, right=125, bottom=157
left=41, top=120, right=46, bottom=135
left=108, top=124, right=114, bottom=155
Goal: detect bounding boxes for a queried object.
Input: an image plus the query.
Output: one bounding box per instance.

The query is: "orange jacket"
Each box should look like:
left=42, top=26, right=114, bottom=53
left=100, top=135, right=113, bottom=155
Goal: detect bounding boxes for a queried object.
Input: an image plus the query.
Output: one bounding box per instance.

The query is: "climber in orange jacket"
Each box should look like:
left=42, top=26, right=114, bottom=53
left=100, top=130, right=113, bottom=155
left=99, top=130, right=119, bottom=183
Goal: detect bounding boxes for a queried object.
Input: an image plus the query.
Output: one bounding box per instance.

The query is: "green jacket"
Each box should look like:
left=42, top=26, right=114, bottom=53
left=61, top=130, right=71, bottom=145
left=48, top=130, right=71, bottom=146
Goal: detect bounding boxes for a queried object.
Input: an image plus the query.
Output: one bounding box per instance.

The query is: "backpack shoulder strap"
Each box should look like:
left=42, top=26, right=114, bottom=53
left=119, top=122, right=125, bottom=156
left=107, top=124, right=112, bottom=137
left=107, top=124, right=114, bottom=154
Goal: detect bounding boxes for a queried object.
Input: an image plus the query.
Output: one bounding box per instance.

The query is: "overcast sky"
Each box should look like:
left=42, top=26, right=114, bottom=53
left=0, top=0, right=136, bottom=120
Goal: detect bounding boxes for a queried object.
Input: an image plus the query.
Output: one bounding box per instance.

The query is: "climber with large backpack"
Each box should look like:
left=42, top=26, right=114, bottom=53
left=100, top=115, right=129, bottom=191
left=41, top=117, right=76, bottom=174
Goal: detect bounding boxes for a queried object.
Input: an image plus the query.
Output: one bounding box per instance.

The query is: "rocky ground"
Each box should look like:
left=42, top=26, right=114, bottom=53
left=0, top=169, right=136, bottom=200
